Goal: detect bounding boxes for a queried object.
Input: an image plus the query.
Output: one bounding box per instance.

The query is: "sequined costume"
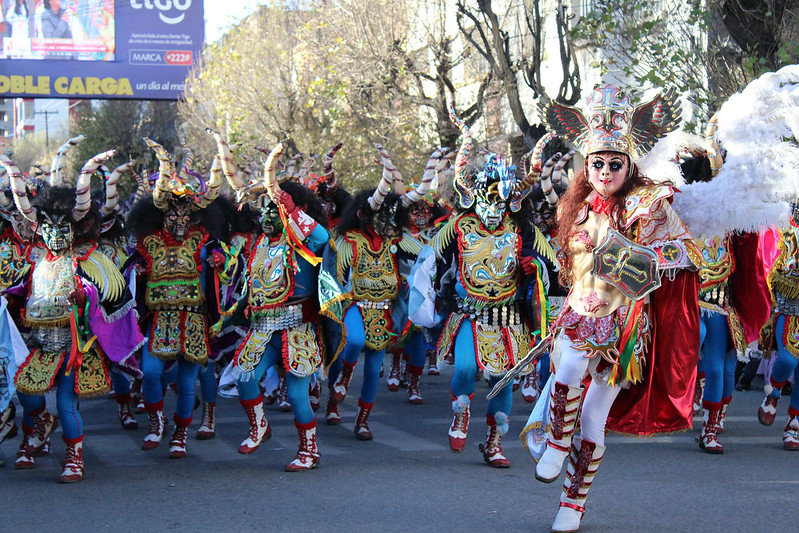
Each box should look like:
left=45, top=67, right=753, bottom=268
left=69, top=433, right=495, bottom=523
left=2, top=148, right=144, bottom=483
left=758, top=215, right=799, bottom=450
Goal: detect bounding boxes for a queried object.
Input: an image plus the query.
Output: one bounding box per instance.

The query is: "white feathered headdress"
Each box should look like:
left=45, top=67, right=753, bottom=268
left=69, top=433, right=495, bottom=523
left=640, top=65, right=799, bottom=238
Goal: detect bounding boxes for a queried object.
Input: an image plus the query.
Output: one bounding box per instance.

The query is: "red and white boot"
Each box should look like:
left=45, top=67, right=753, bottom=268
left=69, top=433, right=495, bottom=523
left=325, top=398, right=341, bottom=425
left=784, top=408, right=799, bottom=451
left=59, top=436, right=85, bottom=483
left=354, top=399, right=374, bottom=440
left=448, top=394, right=471, bottom=452
left=407, top=365, right=424, bottom=404
left=330, top=361, right=355, bottom=404
left=27, top=408, right=58, bottom=455
left=116, top=393, right=138, bottom=430
left=169, top=416, right=191, bottom=459
left=551, top=437, right=605, bottom=533
left=239, top=395, right=271, bottom=454
left=692, top=373, right=705, bottom=417
left=285, top=420, right=320, bottom=471
left=758, top=388, right=780, bottom=426
left=718, top=396, right=731, bottom=434
left=480, top=413, right=510, bottom=468
left=521, top=369, right=539, bottom=403
left=426, top=348, right=439, bottom=375
left=15, top=424, right=35, bottom=469
left=277, top=377, right=291, bottom=412
left=141, top=400, right=167, bottom=450
left=196, top=402, right=216, bottom=440
left=400, top=354, right=410, bottom=388
left=536, top=381, right=582, bottom=483
left=131, top=378, right=146, bottom=414
left=0, top=403, right=18, bottom=443
left=699, top=401, right=724, bottom=454
left=309, top=381, right=321, bottom=412
left=387, top=352, right=401, bottom=391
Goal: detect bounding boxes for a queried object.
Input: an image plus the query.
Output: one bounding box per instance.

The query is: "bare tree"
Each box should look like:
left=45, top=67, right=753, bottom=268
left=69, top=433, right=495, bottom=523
left=455, top=0, right=582, bottom=149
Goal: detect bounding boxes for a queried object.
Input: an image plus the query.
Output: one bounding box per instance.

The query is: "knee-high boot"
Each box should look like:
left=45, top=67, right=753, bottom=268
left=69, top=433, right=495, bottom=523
left=536, top=381, right=582, bottom=482
left=551, top=436, right=605, bottom=533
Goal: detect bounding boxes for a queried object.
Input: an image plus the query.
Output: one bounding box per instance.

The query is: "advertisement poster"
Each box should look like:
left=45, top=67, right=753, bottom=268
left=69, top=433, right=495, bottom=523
left=0, top=0, right=204, bottom=99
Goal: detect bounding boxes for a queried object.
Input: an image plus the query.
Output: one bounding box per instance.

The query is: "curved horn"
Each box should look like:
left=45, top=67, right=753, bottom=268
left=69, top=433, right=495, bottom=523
left=704, top=114, right=723, bottom=177
left=178, top=148, right=194, bottom=180
left=74, top=150, right=115, bottom=221
left=297, top=154, right=317, bottom=182
left=368, top=144, right=396, bottom=211
left=30, top=164, right=50, bottom=180
left=376, top=145, right=404, bottom=195
left=208, top=128, right=247, bottom=190
left=130, top=168, right=152, bottom=203
left=263, top=143, right=286, bottom=201
left=102, top=161, right=131, bottom=216
left=0, top=163, right=12, bottom=210
left=323, top=142, right=342, bottom=190
left=403, top=147, right=447, bottom=206
left=0, top=154, right=36, bottom=222
left=529, top=133, right=559, bottom=207
left=49, top=135, right=85, bottom=186
left=144, top=138, right=175, bottom=211
left=284, top=153, right=303, bottom=179
left=195, top=155, right=223, bottom=209
left=448, top=100, right=475, bottom=208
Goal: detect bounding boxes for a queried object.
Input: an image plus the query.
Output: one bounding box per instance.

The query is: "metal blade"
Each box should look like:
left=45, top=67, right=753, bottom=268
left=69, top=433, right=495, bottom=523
left=486, top=334, right=552, bottom=400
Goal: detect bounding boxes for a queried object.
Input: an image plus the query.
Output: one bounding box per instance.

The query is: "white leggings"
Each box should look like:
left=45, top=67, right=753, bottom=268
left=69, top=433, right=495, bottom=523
left=552, top=337, right=621, bottom=447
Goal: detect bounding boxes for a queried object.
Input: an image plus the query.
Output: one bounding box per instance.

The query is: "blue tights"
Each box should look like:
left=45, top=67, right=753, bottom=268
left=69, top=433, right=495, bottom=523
left=700, top=311, right=735, bottom=405
left=236, top=332, right=313, bottom=424
left=405, top=330, right=427, bottom=369
left=17, top=360, right=83, bottom=439
left=198, top=363, right=218, bottom=404
left=340, top=306, right=384, bottom=405
left=769, top=315, right=799, bottom=411
left=450, top=319, right=512, bottom=417
left=141, top=348, right=199, bottom=420
left=110, top=368, right=131, bottom=397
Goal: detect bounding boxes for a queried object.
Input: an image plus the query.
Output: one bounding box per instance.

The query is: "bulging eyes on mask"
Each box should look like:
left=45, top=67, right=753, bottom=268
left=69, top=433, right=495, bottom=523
left=372, top=203, right=400, bottom=239
left=475, top=198, right=506, bottom=230
left=260, top=200, right=283, bottom=236
left=409, top=203, right=432, bottom=229
left=587, top=152, right=629, bottom=197
left=163, top=205, right=193, bottom=240
left=40, top=215, right=74, bottom=253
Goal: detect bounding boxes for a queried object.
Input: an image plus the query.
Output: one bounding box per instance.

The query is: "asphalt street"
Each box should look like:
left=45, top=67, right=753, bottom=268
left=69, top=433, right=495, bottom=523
left=0, top=363, right=796, bottom=533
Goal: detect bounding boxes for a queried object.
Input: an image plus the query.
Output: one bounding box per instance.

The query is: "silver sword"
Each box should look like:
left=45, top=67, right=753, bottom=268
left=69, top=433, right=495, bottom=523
left=486, top=334, right=553, bottom=400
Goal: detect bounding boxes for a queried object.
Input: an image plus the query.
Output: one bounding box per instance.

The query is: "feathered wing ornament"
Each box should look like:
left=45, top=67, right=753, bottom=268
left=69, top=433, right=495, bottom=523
left=627, top=89, right=681, bottom=159
left=538, top=97, right=590, bottom=149
left=652, top=66, right=799, bottom=237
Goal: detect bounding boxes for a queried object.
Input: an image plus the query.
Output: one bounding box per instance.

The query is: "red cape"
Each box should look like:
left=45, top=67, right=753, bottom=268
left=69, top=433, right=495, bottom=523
left=730, top=232, right=771, bottom=343
left=607, top=270, right=700, bottom=436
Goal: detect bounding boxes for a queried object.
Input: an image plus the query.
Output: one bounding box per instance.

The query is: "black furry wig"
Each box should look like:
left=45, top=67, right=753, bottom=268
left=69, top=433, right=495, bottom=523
left=32, top=184, right=102, bottom=241
left=126, top=195, right=235, bottom=242
left=336, top=189, right=409, bottom=235
left=680, top=154, right=713, bottom=184
left=315, top=183, right=353, bottom=220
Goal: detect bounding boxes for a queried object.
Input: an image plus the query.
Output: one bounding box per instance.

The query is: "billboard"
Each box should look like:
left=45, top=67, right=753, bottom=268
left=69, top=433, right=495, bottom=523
left=0, top=0, right=204, bottom=99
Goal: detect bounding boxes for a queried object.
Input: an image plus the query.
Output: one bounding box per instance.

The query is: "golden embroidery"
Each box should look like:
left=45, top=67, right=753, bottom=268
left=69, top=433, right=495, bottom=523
left=182, top=312, right=209, bottom=364
left=361, top=307, right=393, bottom=351
left=436, top=313, right=465, bottom=364
left=142, top=230, right=206, bottom=309
left=236, top=331, right=273, bottom=373
left=0, top=240, right=30, bottom=290
left=149, top=310, right=181, bottom=359
left=74, top=347, right=111, bottom=397
left=14, top=349, right=64, bottom=395
left=455, top=215, right=520, bottom=304
left=285, top=323, right=322, bottom=377
left=346, top=231, right=399, bottom=303
left=248, top=234, right=293, bottom=310
left=782, top=315, right=799, bottom=358
left=770, top=228, right=799, bottom=300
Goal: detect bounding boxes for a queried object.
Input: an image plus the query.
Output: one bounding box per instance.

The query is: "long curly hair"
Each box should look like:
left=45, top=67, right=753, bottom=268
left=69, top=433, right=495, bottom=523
left=556, top=158, right=659, bottom=286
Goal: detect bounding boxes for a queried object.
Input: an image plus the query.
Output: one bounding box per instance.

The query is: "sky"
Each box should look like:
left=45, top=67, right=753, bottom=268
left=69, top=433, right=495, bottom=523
left=204, top=0, right=263, bottom=43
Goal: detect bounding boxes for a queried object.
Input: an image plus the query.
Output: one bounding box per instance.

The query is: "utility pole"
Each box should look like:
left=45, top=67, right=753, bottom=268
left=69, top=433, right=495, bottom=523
left=34, top=109, right=59, bottom=145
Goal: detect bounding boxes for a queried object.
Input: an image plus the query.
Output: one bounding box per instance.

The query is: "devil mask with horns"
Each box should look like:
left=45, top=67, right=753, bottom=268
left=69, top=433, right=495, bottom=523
left=0, top=144, right=116, bottom=253
left=144, top=138, right=222, bottom=241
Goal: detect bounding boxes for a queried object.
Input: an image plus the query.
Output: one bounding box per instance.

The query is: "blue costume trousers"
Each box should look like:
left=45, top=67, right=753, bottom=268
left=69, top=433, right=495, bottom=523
left=236, top=331, right=313, bottom=424
left=198, top=362, right=218, bottom=404
left=340, top=306, right=383, bottom=405
left=110, top=368, right=131, bottom=397
left=18, top=360, right=84, bottom=439
left=769, top=315, right=799, bottom=411
left=405, top=330, right=427, bottom=369
left=141, top=348, right=199, bottom=420
left=450, top=319, right=512, bottom=417
left=700, top=311, right=735, bottom=406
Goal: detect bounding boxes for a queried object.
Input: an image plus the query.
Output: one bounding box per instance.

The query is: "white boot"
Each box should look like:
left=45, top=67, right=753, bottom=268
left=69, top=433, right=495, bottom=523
left=536, top=381, right=582, bottom=483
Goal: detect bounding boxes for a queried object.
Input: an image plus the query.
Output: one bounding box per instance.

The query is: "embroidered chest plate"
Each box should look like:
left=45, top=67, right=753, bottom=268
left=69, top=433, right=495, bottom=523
left=248, top=234, right=293, bottom=311
left=695, top=234, right=733, bottom=290
left=0, top=239, right=30, bottom=290
left=26, top=254, right=76, bottom=325
left=141, top=229, right=208, bottom=310
left=455, top=215, right=520, bottom=303
left=346, top=232, right=399, bottom=303
left=770, top=226, right=799, bottom=313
